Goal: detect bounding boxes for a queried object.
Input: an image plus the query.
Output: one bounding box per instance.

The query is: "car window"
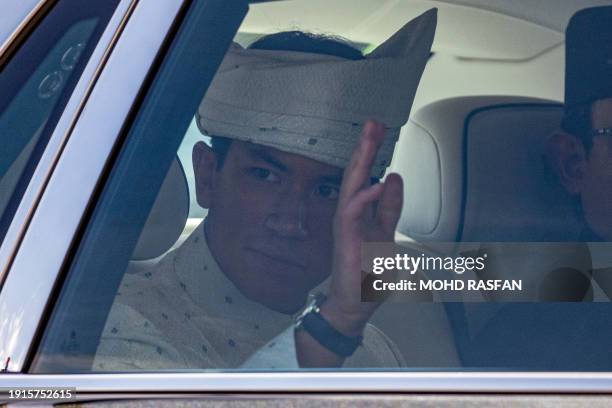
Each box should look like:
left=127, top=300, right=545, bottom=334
left=0, top=0, right=121, bottom=246
left=31, top=0, right=612, bottom=373
left=31, top=0, right=248, bottom=373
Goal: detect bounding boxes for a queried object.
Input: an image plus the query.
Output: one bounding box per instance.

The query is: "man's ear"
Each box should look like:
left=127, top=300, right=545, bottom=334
left=545, top=131, right=587, bottom=194
left=192, top=141, right=218, bottom=209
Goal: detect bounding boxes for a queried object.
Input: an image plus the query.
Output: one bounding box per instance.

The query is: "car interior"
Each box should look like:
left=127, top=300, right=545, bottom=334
left=119, top=0, right=612, bottom=368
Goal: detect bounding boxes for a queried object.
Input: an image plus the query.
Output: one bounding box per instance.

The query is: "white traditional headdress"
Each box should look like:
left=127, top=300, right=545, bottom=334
left=198, top=9, right=437, bottom=177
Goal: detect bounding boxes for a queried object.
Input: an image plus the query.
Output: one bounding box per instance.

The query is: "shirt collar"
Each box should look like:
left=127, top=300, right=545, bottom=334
left=172, top=219, right=292, bottom=331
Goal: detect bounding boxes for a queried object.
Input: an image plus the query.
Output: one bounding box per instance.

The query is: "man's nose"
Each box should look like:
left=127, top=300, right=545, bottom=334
left=264, top=186, right=309, bottom=240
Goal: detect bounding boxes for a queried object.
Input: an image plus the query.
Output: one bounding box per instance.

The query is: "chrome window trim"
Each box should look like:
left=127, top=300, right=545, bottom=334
left=1, top=372, right=612, bottom=394
left=0, top=0, right=136, bottom=289
left=0, top=1, right=44, bottom=51
left=0, top=0, right=610, bottom=392
left=0, top=0, right=56, bottom=69
left=0, top=0, right=186, bottom=372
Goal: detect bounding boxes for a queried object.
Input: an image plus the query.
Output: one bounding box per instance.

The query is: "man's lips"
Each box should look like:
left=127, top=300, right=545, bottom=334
left=245, top=247, right=307, bottom=270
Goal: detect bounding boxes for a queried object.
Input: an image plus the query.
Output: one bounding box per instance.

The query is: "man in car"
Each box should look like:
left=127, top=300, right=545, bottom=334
left=447, top=6, right=612, bottom=371
left=547, top=5, right=612, bottom=244
left=93, top=9, right=436, bottom=370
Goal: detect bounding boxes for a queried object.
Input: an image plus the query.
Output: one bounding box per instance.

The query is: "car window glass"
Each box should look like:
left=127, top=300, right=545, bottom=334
left=32, top=0, right=248, bottom=373
left=32, top=1, right=612, bottom=373
left=0, top=0, right=121, bottom=246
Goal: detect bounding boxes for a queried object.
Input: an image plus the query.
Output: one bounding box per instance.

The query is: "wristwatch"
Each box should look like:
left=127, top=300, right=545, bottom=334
left=295, top=293, right=363, bottom=357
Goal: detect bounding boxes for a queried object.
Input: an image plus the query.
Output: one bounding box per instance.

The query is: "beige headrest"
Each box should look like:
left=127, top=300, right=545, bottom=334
left=391, top=96, right=592, bottom=301
left=392, top=96, right=583, bottom=242
left=132, top=157, right=189, bottom=260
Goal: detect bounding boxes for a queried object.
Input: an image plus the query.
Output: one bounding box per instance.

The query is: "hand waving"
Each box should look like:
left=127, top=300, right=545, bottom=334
left=324, top=120, right=404, bottom=335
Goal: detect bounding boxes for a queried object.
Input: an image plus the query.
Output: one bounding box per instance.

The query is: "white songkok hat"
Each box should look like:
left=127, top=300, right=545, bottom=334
left=198, top=9, right=437, bottom=177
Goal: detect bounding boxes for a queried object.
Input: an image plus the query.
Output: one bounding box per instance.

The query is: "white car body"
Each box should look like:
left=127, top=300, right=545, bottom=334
left=1, top=0, right=612, bottom=403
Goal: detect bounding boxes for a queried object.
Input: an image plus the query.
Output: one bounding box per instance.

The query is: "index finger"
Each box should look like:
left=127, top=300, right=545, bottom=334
left=338, top=120, right=386, bottom=205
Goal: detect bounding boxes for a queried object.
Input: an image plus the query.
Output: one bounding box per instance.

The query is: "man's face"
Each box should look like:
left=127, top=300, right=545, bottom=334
left=550, top=98, right=612, bottom=240
left=578, top=98, right=612, bottom=240
left=193, top=140, right=343, bottom=314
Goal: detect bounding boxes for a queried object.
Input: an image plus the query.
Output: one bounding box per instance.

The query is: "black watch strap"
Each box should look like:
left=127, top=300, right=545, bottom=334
left=301, top=309, right=363, bottom=357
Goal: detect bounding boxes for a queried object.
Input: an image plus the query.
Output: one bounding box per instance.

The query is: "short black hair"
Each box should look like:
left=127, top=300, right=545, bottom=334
left=209, top=31, right=365, bottom=168
left=209, top=135, right=233, bottom=168
left=249, top=31, right=364, bottom=60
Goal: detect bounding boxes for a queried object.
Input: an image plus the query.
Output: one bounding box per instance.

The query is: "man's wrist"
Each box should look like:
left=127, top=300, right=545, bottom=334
left=318, top=297, right=370, bottom=338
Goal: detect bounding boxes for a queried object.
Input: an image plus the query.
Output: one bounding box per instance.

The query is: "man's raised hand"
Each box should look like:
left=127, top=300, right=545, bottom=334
left=324, top=120, right=404, bottom=336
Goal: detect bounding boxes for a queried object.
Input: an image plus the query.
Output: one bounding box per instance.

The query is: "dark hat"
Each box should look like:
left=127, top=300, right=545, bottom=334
left=565, top=6, right=612, bottom=110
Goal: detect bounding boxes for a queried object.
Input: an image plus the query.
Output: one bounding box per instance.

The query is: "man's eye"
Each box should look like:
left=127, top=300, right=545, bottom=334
left=248, top=167, right=280, bottom=183
left=316, top=184, right=340, bottom=200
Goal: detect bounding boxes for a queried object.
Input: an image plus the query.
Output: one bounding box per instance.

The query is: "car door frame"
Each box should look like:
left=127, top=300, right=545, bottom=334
left=0, top=0, right=188, bottom=372
left=1, top=0, right=612, bottom=397
left=0, top=0, right=133, bottom=281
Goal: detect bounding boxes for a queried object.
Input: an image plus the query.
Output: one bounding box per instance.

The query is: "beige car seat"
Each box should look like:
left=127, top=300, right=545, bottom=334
left=393, top=95, right=592, bottom=299
left=131, top=156, right=190, bottom=262
left=371, top=96, right=601, bottom=368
